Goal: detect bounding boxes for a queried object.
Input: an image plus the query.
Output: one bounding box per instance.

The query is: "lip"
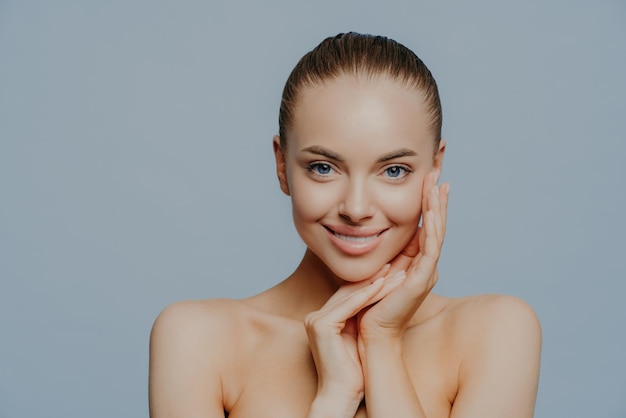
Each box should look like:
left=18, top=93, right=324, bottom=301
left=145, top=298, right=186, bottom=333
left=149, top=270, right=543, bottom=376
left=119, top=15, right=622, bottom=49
left=323, top=224, right=388, bottom=256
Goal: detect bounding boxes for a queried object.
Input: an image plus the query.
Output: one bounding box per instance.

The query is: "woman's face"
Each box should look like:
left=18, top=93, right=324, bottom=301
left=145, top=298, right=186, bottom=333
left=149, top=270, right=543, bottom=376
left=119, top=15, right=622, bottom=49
left=274, top=74, right=445, bottom=282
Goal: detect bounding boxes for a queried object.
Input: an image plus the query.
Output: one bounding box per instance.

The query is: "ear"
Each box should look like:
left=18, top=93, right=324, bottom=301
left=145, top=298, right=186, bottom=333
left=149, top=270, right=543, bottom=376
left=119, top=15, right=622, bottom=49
left=273, top=135, right=290, bottom=196
left=433, top=138, right=446, bottom=177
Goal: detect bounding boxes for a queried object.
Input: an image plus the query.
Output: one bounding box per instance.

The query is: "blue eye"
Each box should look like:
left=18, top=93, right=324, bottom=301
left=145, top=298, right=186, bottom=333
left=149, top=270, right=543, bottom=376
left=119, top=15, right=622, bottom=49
left=385, top=166, right=408, bottom=178
left=308, top=163, right=333, bottom=176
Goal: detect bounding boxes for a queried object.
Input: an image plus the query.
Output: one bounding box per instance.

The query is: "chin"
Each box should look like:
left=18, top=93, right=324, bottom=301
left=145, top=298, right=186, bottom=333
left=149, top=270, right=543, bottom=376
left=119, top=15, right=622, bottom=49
left=303, top=242, right=400, bottom=283
left=326, top=258, right=388, bottom=283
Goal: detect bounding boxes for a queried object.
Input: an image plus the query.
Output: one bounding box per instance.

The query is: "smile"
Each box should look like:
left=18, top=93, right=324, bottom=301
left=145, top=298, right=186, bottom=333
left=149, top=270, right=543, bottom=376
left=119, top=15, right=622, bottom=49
left=323, top=225, right=387, bottom=256
left=331, top=231, right=380, bottom=243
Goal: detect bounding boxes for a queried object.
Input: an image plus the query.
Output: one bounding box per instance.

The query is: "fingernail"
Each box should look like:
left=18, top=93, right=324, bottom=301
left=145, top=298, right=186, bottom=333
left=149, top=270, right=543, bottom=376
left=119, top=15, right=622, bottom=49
left=387, top=271, right=406, bottom=282
left=372, top=277, right=385, bottom=286
left=375, top=264, right=391, bottom=279
left=433, top=170, right=440, bottom=184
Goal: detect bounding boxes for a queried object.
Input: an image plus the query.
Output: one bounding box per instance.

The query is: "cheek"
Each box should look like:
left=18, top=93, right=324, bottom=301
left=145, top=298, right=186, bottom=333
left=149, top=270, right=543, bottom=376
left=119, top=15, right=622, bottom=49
left=289, top=174, right=334, bottom=223
left=376, top=182, right=423, bottom=226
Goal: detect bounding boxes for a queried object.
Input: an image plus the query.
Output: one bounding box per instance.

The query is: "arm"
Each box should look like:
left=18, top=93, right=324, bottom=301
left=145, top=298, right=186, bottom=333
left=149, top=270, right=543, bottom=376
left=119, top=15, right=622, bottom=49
left=360, top=337, right=426, bottom=417
left=450, top=296, right=542, bottom=418
left=149, top=300, right=227, bottom=418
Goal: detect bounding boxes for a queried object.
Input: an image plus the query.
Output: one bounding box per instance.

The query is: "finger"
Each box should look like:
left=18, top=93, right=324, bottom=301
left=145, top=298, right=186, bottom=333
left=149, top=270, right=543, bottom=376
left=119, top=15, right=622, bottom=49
left=323, top=281, right=369, bottom=305
left=404, top=213, right=438, bottom=278
left=431, top=181, right=448, bottom=246
left=435, top=182, right=448, bottom=241
left=355, top=271, right=408, bottom=323
left=320, top=268, right=407, bottom=321
left=383, top=173, right=443, bottom=292
left=419, top=216, right=428, bottom=252
left=429, top=178, right=442, bottom=241
left=417, top=171, right=436, bottom=250
left=312, top=279, right=386, bottom=324
left=371, top=263, right=391, bottom=282
left=364, top=268, right=429, bottom=326
left=323, top=264, right=386, bottom=305
left=322, top=262, right=391, bottom=307
left=441, top=182, right=449, bottom=238
left=378, top=271, right=407, bottom=297
left=421, top=171, right=434, bottom=226
left=419, top=211, right=441, bottom=265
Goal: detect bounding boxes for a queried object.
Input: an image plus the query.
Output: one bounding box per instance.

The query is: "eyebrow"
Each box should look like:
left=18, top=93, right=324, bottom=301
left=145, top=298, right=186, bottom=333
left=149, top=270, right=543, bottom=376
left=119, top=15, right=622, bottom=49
left=376, top=149, right=418, bottom=163
left=300, top=145, right=418, bottom=163
left=300, top=146, right=345, bottom=162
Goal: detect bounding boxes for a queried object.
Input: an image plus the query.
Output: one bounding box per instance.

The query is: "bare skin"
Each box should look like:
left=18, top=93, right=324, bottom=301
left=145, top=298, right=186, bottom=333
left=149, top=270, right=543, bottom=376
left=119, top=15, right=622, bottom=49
left=149, top=75, right=542, bottom=417
left=149, top=281, right=541, bottom=417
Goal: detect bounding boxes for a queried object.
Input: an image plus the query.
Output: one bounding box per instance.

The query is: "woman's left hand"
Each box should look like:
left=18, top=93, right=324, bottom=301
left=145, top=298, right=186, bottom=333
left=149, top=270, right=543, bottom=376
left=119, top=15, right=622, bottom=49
left=358, top=170, right=449, bottom=342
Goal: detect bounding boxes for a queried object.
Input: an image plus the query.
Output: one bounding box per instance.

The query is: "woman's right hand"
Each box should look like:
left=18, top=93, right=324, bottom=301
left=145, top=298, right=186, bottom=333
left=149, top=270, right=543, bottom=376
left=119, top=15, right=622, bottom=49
left=304, top=266, right=406, bottom=418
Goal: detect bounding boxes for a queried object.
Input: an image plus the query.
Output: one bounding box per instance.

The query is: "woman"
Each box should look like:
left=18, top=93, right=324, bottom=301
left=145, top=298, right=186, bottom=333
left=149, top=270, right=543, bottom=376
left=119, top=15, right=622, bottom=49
left=149, top=32, right=541, bottom=418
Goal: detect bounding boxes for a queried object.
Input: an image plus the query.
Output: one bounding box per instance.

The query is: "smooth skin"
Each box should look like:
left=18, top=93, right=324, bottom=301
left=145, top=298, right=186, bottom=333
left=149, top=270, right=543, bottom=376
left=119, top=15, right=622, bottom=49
left=149, top=75, right=541, bottom=418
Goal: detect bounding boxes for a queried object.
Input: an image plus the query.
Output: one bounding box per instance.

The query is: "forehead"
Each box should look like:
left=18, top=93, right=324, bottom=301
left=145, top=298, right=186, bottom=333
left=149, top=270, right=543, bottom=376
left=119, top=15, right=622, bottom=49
left=289, top=75, right=434, bottom=154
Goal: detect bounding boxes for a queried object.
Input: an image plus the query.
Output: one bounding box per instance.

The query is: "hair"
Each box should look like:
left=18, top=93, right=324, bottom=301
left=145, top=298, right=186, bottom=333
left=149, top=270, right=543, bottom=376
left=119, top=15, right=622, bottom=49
left=278, top=32, right=442, bottom=151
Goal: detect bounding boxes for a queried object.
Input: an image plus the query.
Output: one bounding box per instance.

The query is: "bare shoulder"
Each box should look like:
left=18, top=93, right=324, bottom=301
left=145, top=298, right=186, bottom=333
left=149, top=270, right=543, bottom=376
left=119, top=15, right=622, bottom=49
left=149, top=298, right=248, bottom=417
left=446, top=294, right=541, bottom=345
left=447, top=293, right=541, bottom=323
left=151, top=298, right=242, bottom=341
left=441, top=294, right=542, bottom=418
left=149, top=297, right=261, bottom=370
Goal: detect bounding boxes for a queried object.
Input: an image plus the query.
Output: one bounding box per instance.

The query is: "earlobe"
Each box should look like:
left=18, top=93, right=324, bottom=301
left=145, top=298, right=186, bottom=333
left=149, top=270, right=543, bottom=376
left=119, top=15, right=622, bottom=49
left=273, top=135, right=290, bottom=196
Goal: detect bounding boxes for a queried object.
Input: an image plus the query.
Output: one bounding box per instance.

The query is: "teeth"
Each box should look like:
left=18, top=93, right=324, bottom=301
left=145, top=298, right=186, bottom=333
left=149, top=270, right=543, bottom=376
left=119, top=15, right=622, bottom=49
left=333, top=232, right=378, bottom=243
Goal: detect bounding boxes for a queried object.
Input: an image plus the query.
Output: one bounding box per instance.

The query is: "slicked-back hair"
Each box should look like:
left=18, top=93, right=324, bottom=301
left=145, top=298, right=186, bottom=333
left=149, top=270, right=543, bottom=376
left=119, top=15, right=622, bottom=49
left=278, top=32, right=442, bottom=151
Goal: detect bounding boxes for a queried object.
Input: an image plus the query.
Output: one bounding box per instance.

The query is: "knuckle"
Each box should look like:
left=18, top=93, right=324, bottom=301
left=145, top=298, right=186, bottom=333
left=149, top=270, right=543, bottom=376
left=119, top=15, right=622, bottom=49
left=303, top=312, right=319, bottom=329
left=304, top=313, right=328, bottom=335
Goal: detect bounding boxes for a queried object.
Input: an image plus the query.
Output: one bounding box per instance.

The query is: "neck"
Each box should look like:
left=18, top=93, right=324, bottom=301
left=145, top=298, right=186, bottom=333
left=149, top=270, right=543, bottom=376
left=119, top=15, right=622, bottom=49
left=273, top=249, right=350, bottom=319
left=247, top=248, right=447, bottom=324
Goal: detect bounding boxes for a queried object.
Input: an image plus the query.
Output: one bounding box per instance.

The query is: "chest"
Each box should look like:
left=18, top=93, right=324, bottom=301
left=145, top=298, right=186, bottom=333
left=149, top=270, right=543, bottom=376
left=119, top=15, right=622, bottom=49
left=223, top=328, right=457, bottom=418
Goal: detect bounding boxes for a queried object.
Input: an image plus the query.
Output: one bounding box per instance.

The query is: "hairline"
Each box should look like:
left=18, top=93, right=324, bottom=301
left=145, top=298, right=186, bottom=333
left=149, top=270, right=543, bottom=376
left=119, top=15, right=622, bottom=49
left=281, top=70, right=440, bottom=149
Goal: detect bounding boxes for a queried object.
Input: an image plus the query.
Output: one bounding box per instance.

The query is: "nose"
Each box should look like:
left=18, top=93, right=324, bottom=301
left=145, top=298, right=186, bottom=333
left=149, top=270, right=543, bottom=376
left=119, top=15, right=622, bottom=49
left=338, top=178, right=375, bottom=223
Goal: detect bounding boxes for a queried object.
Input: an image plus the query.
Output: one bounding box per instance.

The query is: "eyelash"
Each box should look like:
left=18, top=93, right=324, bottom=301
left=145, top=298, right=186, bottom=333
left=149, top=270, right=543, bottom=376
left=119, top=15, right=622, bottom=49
left=306, top=162, right=413, bottom=181
left=306, top=162, right=336, bottom=178
left=382, top=165, right=413, bottom=180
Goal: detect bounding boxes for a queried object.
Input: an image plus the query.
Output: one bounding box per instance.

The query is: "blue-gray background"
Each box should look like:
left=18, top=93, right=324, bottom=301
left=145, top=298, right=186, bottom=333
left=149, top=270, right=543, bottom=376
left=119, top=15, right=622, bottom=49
left=1, top=1, right=624, bottom=417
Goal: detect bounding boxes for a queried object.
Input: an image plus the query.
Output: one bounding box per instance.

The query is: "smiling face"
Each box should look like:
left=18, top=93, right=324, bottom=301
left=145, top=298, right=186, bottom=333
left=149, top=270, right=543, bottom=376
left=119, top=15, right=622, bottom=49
left=274, top=74, right=445, bottom=282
